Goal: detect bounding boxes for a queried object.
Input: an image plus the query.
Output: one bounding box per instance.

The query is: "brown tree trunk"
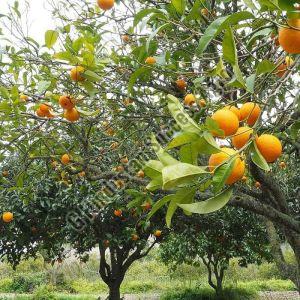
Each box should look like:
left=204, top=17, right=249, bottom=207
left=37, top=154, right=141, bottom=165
left=108, top=281, right=121, bottom=300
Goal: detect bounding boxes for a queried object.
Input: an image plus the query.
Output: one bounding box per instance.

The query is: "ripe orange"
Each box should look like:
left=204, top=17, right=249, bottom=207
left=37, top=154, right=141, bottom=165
left=120, top=156, right=129, bottom=164
left=64, top=108, right=80, bottom=122
left=232, top=126, right=253, bottom=149
left=279, top=161, right=286, bottom=169
left=131, top=234, right=139, bottom=241
left=122, top=35, right=130, bottom=43
left=199, top=99, right=206, bottom=107
left=154, top=230, right=162, bottom=237
left=61, top=154, right=71, bottom=165
left=59, top=95, right=75, bottom=110
left=2, top=170, right=8, bottom=177
left=224, top=105, right=241, bottom=120
left=97, top=0, right=115, bottom=11
left=145, top=56, right=156, bottom=64
left=2, top=212, right=13, bottom=223
left=176, top=79, right=187, bottom=90
left=137, top=170, right=145, bottom=178
left=114, top=209, right=122, bottom=217
left=20, top=94, right=28, bottom=102
left=208, top=148, right=245, bottom=185
left=184, top=94, right=196, bottom=106
left=40, top=103, right=51, bottom=113
left=278, top=19, right=300, bottom=54
left=239, top=102, right=261, bottom=126
left=36, top=108, right=46, bottom=117
left=70, top=66, right=85, bottom=82
left=255, top=181, right=261, bottom=189
left=256, top=134, right=282, bottom=163
left=211, top=109, right=239, bottom=137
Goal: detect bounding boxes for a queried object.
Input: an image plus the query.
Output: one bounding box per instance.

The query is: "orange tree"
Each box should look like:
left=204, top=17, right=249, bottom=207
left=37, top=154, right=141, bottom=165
left=0, top=0, right=299, bottom=295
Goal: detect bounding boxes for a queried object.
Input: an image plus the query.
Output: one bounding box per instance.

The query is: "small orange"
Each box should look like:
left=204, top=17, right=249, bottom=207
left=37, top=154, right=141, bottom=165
left=131, top=234, right=139, bottom=241
left=255, top=181, right=261, bottom=189
left=145, top=56, right=156, bottom=65
left=2, top=212, right=13, bottom=223
left=20, top=94, right=28, bottom=102
left=40, top=103, right=51, bottom=113
left=114, top=209, right=122, bottom=217
left=239, top=102, right=261, bottom=126
left=176, top=79, right=187, bottom=90
left=64, top=108, right=80, bottom=122
left=211, top=109, right=239, bottom=137
left=278, top=19, right=300, bottom=54
left=78, top=171, right=86, bottom=177
left=199, top=99, right=206, bottom=107
left=137, top=170, right=145, bottom=178
left=120, top=156, right=129, bottom=164
left=122, top=35, right=130, bottom=43
left=279, top=161, right=286, bottom=169
left=59, top=95, right=75, bottom=110
left=110, top=142, right=119, bottom=149
left=106, top=127, right=115, bottom=136
left=36, top=109, right=46, bottom=117
left=256, top=134, right=282, bottom=163
left=184, top=94, right=196, bottom=106
left=123, top=98, right=134, bottom=106
left=208, top=148, right=245, bottom=184
left=70, top=66, right=85, bottom=82
left=224, top=105, right=241, bottom=120
left=61, top=154, right=71, bottom=165
left=97, top=0, right=115, bottom=11
left=154, top=230, right=162, bottom=238
left=115, top=165, right=124, bottom=172
left=103, top=240, right=110, bottom=247
left=232, top=126, right=253, bottom=150
left=115, top=179, right=125, bottom=189
left=242, top=176, right=247, bottom=182
left=201, top=8, right=209, bottom=16
left=2, top=170, right=9, bottom=177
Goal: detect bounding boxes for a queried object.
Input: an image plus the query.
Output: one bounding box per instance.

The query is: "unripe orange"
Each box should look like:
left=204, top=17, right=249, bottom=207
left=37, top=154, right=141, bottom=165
left=211, top=109, right=239, bottom=137
left=232, top=126, right=253, bottom=150
left=97, top=0, right=115, bottom=11
left=70, top=66, right=85, bottom=82
left=59, top=95, right=75, bottom=110
left=184, top=94, right=196, bottom=106
left=239, top=102, right=261, bottom=126
left=61, top=154, right=71, bottom=165
left=209, top=148, right=245, bottom=184
left=256, top=134, right=282, bottom=163
left=64, top=108, right=80, bottom=122
left=2, top=212, right=13, bottom=223
left=145, top=56, right=156, bottom=65
left=201, top=8, right=209, bottom=16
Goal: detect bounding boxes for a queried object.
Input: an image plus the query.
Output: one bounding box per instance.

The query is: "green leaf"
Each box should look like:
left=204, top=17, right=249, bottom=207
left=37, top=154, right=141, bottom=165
left=133, top=8, right=166, bottom=26
left=246, top=74, right=256, bottom=93
left=37, top=81, right=51, bottom=93
left=167, top=95, right=202, bottom=134
left=0, top=86, right=10, bottom=99
left=209, top=58, right=229, bottom=78
left=186, top=0, right=202, bottom=20
left=197, top=12, right=254, bottom=55
left=82, top=70, right=102, bottom=82
left=146, top=24, right=171, bottom=52
left=278, top=0, right=297, bottom=10
left=128, top=67, right=150, bottom=96
left=144, top=160, right=164, bottom=179
left=76, top=108, right=100, bottom=117
left=178, top=187, right=233, bottom=214
left=256, top=60, right=276, bottom=75
left=244, top=0, right=258, bottom=10
left=146, top=177, right=163, bottom=191
left=179, top=143, right=198, bottom=165
left=162, top=163, right=209, bottom=190
left=249, top=141, right=271, bottom=172
left=147, top=195, right=173, bottom=220
left=171, top=0, right=186, bottom=15
left=258, top=0, right=280, bottom=10
left=197, top=132, right=221, bottom=154
left=45, top=30, right=59, bottom=49
left=205, top=117, right=224, bottom=136
left=166, top=132, right=199, bottom=150
left=223, top=26, right=236, bottom=65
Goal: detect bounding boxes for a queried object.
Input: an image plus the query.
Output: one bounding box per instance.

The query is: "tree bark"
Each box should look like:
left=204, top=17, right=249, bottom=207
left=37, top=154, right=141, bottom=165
left=108, top=281, right=121, bottom=300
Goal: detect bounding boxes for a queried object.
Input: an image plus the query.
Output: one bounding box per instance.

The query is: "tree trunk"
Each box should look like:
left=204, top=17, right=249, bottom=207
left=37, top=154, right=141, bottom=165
left=215, top=276, right=223, bottom=299
left=108, top=282, right=121, bottom=300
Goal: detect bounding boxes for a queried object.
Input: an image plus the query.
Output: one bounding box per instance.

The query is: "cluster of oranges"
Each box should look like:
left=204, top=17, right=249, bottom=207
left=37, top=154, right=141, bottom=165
left=59, top=95, right=80, bottom=122
left=208, top=102, right=282, bottom=185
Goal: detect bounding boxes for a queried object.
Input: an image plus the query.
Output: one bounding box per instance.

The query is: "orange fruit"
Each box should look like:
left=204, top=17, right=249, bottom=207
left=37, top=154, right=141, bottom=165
left=211, top=109, right=239, bottom=137
left=59, top=95, right=75, bottom=110
left=239, top=102, right=261, bottom=126
left=224, top=105, right=241, bottom=121
left=131, top=234, right=139, bottom=241
left=70, top=66, right=85, bottom=82
left=20, top=94, right=28, bottom=102
left=115, top=179, right=125, bottom=189
left=176, top=79, right=187, bottom=90
left=201, top=8, right=209, bottom=16
left=36, top=109, right=46, bottom=117
left=2, top=212, right=13, bottom=223
left=256, top=134, right=282, bottom=163
left=78, top=171, right=86, bottom=177
left=208, top=148, right=245, bottom=185
left=45, top=111, right=55, bottom=119
left=115, top=165, right=124, bottom=172
left=232, top=126, right=253, bottom=150
left=199, top=99, right=206, bottom=107
left=279, top=161, right=286, bottom=169
left=122, top=35, right=130, bottom=43
left=110, top=142, right=119, bottom=149
left=103, top=240, right=110, bottom=247
left=114, top=209, right=122, bottom=217
left=143, top=202, right=152, bottom=211
left=120, top=156, right=129, bottom=164
left=106, top=127, right=115, bottom=136
left=61, top=154, right=71, bottom=165
left=137, top=170, right=145, bottom=178
left=275, top=63, right=287, bottom=77
left=2, top=170, right=8, bottom=177
left=154, top=230, right=162, bottom=237
left=255, top=181, right=261, bottom=189
left=184, top=94, right=196, bottom=106
left=64, top=108, right=80, bottom=122
left=242, top=176, right=247, bottom=182
left=278, top=19, right=300, bottom=54
left=145, top=56, right=156, bottom=65
left=97, top=0, right=115, bottom=10
left=40, top=103, right=50, bottom=113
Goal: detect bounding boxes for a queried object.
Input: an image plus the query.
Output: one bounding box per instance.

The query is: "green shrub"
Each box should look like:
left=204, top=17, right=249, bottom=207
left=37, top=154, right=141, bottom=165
left=10, top=272, right=46, bottom=293
left=161, top=287, right=257, bottom=300
left=237, top=279, right=296, bottom=291
left=66, top=278, right=106, bottom=294
left=0, top=277, right=13, bottom=292
left=33, top=284, right=56, bottom=300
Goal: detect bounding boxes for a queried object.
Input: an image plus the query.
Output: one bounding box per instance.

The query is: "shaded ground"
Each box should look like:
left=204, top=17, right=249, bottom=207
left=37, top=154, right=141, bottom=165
left=259, top=292, right=300, bottom=300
